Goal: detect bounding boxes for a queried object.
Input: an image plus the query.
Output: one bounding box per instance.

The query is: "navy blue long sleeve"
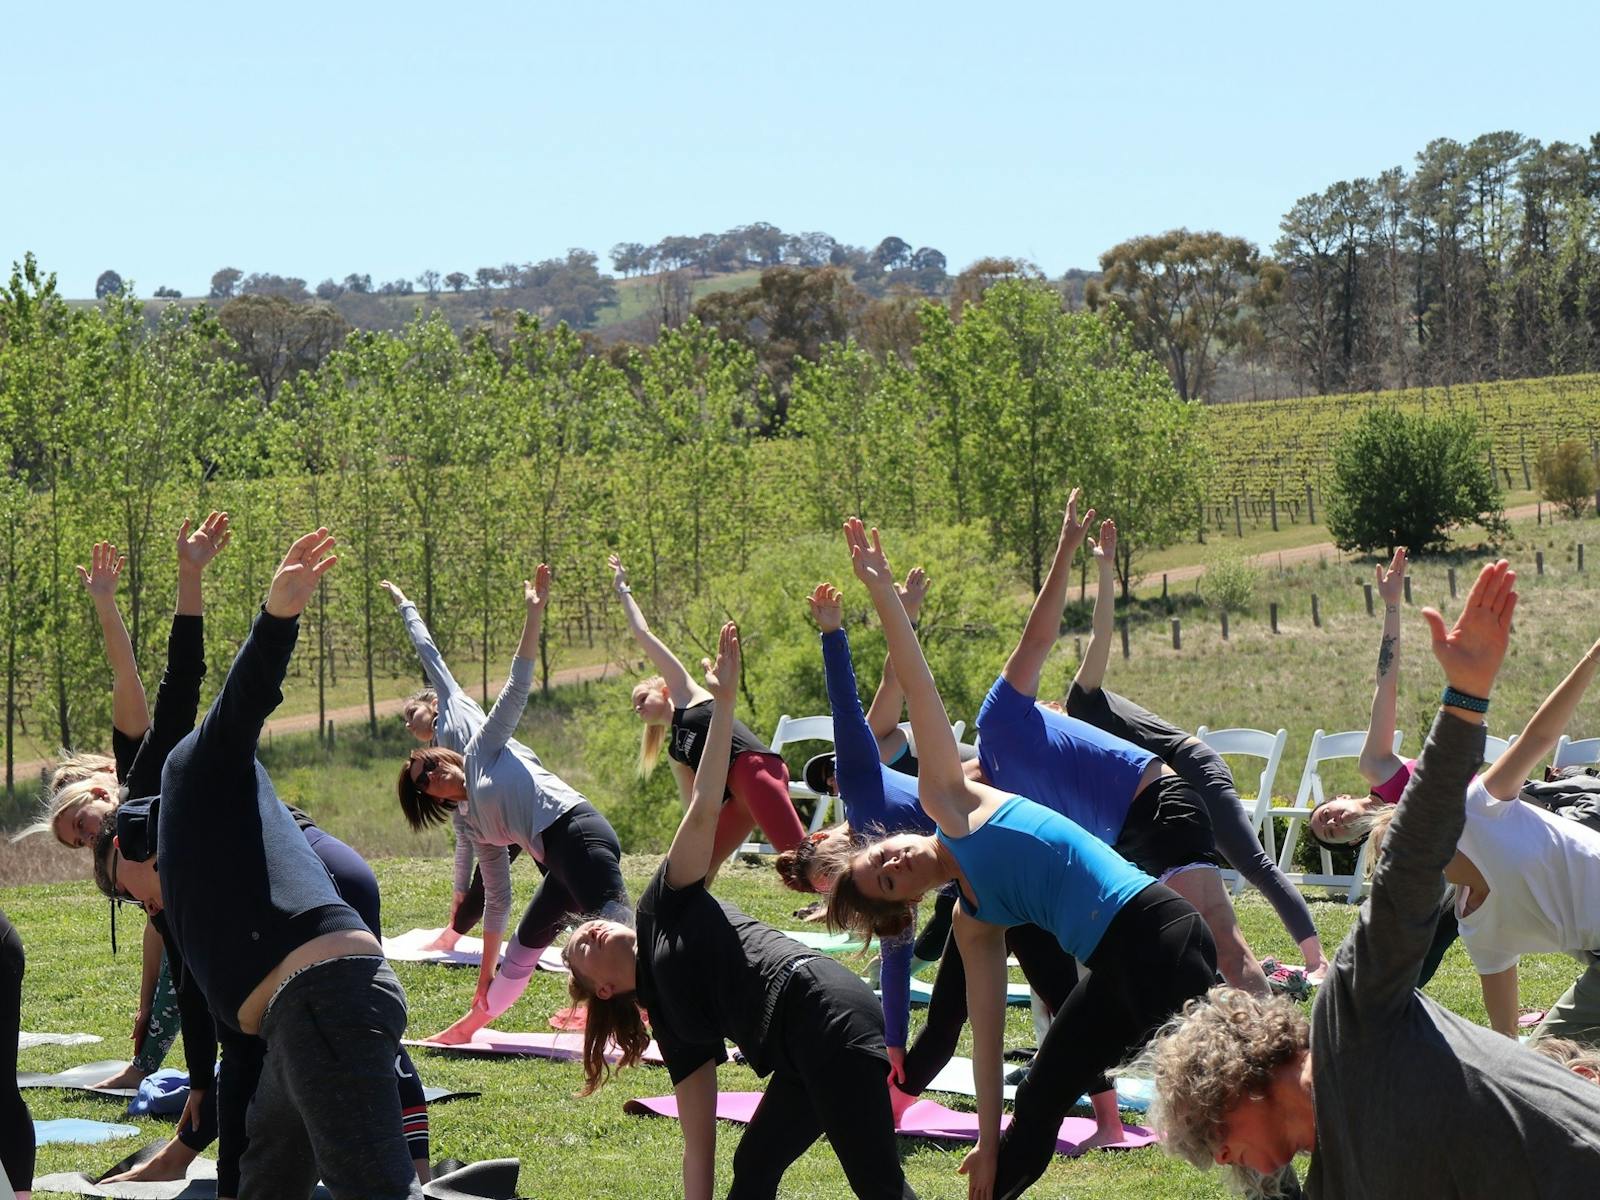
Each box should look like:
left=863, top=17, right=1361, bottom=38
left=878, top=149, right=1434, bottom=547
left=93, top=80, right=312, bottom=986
left=821, top=629, right=931, bottom=1047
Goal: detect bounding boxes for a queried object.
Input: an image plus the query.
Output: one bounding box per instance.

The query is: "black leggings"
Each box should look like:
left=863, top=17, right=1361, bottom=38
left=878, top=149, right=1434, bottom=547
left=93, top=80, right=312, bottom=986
left=0, top=911, right=34, bottom=1191
left=454, top=843, right=525, bottom=934
left=513, top=804, right=626, bottom=948
left=730, top=957, right=916, bottom=1200
left=912, top=888, right=956, bottom=963
left=900, top=922, right=1079, bottom=1097
left=993, top=884, right=1217, bottom=1200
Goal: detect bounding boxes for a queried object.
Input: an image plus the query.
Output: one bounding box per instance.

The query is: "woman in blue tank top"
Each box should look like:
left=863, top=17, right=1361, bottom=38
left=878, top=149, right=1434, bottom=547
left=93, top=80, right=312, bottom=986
left=820, top=518, right=1218, bottom=1200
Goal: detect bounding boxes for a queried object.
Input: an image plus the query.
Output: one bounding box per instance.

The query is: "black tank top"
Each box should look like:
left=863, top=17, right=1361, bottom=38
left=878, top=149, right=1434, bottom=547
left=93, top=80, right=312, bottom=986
left=668, top=699, right=771, bottom=770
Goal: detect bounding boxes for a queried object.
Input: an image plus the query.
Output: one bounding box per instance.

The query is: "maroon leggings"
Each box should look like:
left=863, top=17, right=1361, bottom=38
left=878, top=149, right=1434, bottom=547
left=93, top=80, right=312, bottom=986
left=712, top=752, right=806, bottom=864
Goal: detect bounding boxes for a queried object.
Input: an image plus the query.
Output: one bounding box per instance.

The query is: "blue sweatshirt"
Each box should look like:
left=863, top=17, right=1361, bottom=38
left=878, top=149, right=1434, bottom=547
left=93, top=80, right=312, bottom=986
left=821, top=629, right=934, bottom=1048
left=158, top=611, right=368, bottom=1033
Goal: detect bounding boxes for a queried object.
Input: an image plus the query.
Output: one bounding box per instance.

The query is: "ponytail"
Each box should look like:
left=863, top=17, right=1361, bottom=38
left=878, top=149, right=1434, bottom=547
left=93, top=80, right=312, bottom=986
left=567, top=976, right=650, bottom=1095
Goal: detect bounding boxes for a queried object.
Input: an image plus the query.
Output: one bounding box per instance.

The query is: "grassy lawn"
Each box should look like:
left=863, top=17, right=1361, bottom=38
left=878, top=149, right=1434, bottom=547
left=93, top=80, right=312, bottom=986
left=13, top=853, right=1578, bottom=1199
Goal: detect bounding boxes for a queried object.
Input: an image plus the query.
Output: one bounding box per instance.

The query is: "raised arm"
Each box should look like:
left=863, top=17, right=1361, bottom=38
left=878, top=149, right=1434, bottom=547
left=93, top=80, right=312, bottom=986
left=1359, top=547, right=1408, bottom=786
left=1072, top=519, right=1119, bottom=694
left=174, top=511, right=230, bottom=617
left=865, top=568, right=926, bottom=749
left=1480, top=634, right=1600, bottom=799
left=845, top=519, right=971, bottom=833
left=78, top=540, right=148, bottom=738
left=194, top=529, right=335, bottom=761
left=467, top=568, right=550, bottom=760
left=1002, top=488, right=1093, bottom=699
left=382, top=578, right=464, bottom=700
left=610, top=554, right=704, bottom=706
left=811, top=584, right=883, bottom=802
left=665, top=622, right=740, bottom=888
left=1345, top=560, right=1515, bottom=1022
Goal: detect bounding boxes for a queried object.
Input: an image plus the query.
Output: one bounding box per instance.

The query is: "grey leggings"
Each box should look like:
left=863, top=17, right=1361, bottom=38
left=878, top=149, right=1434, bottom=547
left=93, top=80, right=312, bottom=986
left=1067, top=684, right=1318, bottom=944
left=240, top=956, right=420, bottom=1200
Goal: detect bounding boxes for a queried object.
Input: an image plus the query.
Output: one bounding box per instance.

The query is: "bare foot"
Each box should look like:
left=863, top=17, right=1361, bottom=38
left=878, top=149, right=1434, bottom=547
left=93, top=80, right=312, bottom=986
left=432, top=1011, right=489, bottom=1045
left=1075, top=1123, right=1130, bottom=1152
left=887, top=1083, right=917, bottom=1125
left=103, top=1136, right=197, bottom=1182
left=422, top=928, right=462, bottom=953
left=91, top=1064, right=148, bottom=1090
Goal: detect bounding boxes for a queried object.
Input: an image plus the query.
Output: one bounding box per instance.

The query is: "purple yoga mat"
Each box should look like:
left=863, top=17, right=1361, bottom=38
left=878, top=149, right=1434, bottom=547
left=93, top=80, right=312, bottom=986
left=624, top=1092, right=1157, bottom=1155
left=406, top=1028, right=664, bottom=1064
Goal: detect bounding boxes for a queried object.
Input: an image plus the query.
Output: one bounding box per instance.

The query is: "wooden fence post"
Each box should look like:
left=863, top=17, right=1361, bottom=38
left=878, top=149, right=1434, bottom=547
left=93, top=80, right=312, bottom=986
left=1537, top=550, right=1545, bottom=576
left=1221, top=610, right=1229, bottom=641
left=1120, top=618, right=1130, bottom=660
left=1270, top=603, right=1279, bottom=634
left=1404, top=576, right=1413, bottom=605
left=1270, top=488, right=1279, bottom=532
left=1448, top=567, right=1456, bottom=598
left=1311, top=594, right=1321, bottom=628
left=1580, top=544, right=1586, bottom=572
left=1363, top=582, right=1373, bottom=616
left=1171, top=618, right=1182, bottom=650
left=1306, top=484, right=1316, bottom=525
left=1233, top=494, right=1242, bottom=538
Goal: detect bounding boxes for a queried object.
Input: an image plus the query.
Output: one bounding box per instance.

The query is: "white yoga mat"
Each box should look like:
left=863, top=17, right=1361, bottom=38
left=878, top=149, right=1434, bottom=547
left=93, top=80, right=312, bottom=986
left=382, top=928, right=566, bottom=972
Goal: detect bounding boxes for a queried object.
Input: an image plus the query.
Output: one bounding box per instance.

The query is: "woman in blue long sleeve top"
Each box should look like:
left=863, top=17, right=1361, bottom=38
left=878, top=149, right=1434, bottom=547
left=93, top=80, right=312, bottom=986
left=94, top=529, right=422, bottom=1200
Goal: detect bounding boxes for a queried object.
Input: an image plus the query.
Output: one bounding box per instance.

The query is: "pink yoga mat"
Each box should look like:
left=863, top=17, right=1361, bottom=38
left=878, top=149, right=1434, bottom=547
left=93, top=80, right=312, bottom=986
left=1519, top=1010, right=1547, bottom=1027
left=625, top=1092, right=1156, bottom=1155
left=549, top=1005, right=586, bottom=1031
left=406, top=1028, right=664, bottom=1064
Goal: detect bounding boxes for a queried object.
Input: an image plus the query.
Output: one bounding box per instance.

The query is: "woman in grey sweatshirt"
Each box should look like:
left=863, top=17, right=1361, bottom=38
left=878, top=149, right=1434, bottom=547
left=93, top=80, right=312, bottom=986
left=1141, top=559, right=1600, bottom=1199
left=393, top=567, right=630, bottom=1044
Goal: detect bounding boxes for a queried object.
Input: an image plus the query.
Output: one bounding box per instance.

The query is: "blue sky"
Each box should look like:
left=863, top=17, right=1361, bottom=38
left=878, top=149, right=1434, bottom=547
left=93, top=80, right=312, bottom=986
left=5, top=0, right=1596, bottom=297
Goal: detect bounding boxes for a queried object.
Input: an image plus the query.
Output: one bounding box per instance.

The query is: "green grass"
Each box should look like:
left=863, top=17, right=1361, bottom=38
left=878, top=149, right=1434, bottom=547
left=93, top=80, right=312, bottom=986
left=12, top=855, right=1579, bottom=1198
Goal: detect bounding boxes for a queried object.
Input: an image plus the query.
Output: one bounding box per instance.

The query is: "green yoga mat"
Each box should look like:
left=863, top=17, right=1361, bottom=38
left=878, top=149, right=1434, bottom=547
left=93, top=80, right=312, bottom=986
left=782, top=929, right=866, bottom=954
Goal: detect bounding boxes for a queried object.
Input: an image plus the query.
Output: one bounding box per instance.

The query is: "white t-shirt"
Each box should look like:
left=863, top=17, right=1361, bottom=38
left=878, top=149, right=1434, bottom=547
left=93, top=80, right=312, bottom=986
left=1456, top=776, right=1600, bottom=975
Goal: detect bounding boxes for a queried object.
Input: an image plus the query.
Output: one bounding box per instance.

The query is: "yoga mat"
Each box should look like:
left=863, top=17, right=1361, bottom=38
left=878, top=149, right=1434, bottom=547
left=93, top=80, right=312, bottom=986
left=423, top=1084, right=481, bottom=1104
left=422, top=1158, right=521, bottom=1200
left=1519, top=1010, right=1547, bottom=1027
left=625, top=1092, right=1156, bottom=1155
left=382, top=928, right=569, bottom=974
left=904, top=976, right=1030, bottom=1006
left=407, top=1028, right=665, bottom=1065
left=20, top=1031, right=103, bottom=1049
left=18, top=1061, right=139, bottom=1097
left=549, top=1005, right=585, bottom=1031
left=34, top=1118, right=140, bottom=1145
left=781, top=929, right=866, bottom=955
left=922, top=1057, right=1154, bottom=1111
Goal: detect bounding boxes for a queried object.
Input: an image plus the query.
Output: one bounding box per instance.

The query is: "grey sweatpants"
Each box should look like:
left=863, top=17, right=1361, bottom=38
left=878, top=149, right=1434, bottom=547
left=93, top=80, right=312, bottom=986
left=239, top=956, right=421, bottom=1200
left=1532, top=951, right=1600, bottom=1049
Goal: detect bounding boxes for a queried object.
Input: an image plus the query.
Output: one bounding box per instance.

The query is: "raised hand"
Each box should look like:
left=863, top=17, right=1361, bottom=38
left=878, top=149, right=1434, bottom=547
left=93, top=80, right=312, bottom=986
left=897, top=566, right=928, bottom=622
left=808, top=583, right=844, bottom=633
left=1376, top=546, right=1407, bottom=606
left=844, top=518, right=895, bottom=592
left=177, top=511, right=231, bottom=573
left=607, top=553, right=629, bottom=593
left=1059, top=487, right=1096, bottom=551
left=702, top=621, right=740, bottom=702
left=76, top=541, right=126, bottom=599
left=265, top=528, right=338, bottom=619
left=1087, top=518, right=1117, bottom=566
left=378, top=579, right=408, bottom=607
left=524, top=563, right=552, bottom=612
left=1422, top=559, right=1517, bottom=701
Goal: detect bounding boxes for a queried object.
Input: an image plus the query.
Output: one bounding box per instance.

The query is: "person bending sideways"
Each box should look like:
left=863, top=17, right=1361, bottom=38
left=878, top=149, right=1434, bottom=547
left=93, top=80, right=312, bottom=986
left=396, top=567, right=629, bottom=1045
left=964, top=490, right=1269, bottom=996
left=612, top=553, right=805, bottom=879
left=822, top=520, right=1217, bottom=1200
left=1142, top=560, right=1600, bottom=1200
left=565, top=621, right=918, bottom=1200
left=99, top=529, right=422, bottom=1200
left=1066, top=515, right=1330, bottom=985
left=1362, top=631, right=1600, bottom=1047
left=383, top=581, right=527, bottom=950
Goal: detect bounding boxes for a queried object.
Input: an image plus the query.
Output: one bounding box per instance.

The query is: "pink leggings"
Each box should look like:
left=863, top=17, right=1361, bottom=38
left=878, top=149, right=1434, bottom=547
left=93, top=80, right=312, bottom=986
left=712, top=753, right=806, bottom=865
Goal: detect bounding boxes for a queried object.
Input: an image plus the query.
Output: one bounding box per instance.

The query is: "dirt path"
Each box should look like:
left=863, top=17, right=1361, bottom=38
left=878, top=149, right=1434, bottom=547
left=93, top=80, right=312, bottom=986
left=6, top=658, right=631, bottom=784
left=1147, top=501, right=1543, bottom=588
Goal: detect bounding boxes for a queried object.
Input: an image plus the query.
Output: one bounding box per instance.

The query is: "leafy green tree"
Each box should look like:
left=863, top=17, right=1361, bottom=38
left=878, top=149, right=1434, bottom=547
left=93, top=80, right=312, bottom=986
left=1326, top=408, right=1507, bottom=554
left=95, top=270, right=124, bottom=299
left=1536, top=439, right=1597, bottom=519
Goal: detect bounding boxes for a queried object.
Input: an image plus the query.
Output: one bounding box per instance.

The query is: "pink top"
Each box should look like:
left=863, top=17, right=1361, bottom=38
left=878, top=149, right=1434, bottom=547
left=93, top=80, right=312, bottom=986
left=1371, top=759, right=1416, bottom=805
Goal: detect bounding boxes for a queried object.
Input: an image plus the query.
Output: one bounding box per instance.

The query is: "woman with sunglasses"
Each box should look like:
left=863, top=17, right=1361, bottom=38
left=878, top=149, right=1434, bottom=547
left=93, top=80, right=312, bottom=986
left=611, top=553, right=806, bottom=880
left=382, top=582, right=526, bottom=953
left=397, top=566, right=629, bottom=1045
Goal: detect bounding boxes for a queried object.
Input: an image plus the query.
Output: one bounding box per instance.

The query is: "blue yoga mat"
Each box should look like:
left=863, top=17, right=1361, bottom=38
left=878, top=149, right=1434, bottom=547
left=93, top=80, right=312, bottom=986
left=34, top=1117, right=140, bottom=1145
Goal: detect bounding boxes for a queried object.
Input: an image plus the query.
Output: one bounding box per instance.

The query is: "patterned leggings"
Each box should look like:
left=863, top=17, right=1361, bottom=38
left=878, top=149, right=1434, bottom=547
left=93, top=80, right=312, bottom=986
left=132, top=954, right=182, bottom=1074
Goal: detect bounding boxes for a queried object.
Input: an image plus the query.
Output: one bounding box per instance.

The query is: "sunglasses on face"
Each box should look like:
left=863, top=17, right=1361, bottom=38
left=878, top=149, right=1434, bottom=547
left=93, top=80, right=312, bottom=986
left=410, top=759, right=437, bottom=790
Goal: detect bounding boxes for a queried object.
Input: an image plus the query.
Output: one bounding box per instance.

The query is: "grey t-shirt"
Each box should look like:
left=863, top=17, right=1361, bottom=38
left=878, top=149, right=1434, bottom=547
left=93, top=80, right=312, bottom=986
left=1307, top=710, right=1600, bottom=1198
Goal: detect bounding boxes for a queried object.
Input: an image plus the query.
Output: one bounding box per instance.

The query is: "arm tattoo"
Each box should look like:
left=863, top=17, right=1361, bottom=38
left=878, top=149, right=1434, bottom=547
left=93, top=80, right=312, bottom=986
left=1376, top=634, right=1397, bottom=678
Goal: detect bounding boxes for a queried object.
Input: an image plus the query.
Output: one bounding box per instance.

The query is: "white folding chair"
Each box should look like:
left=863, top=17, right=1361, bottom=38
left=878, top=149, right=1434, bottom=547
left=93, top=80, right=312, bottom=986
left=1554, top=735, right=1600, bottom=771
left=1481, top=732, right=1516, bottom=766
left=1195, top=725, right=1289, bottom=897
left=1276, top=728, right=1404, bottom=903
left=738, top=714, right=835, bottom=856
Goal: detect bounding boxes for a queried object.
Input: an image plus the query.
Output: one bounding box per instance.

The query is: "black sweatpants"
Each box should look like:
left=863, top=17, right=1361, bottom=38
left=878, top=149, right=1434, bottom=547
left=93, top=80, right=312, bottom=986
left=730, top=957, right=916, bottom=1200
left=993, top=884, right=1217, bottom=1200
left=0, top=910, right=34, bottom=1191
left=900, top=922, right=1080, bottom=1096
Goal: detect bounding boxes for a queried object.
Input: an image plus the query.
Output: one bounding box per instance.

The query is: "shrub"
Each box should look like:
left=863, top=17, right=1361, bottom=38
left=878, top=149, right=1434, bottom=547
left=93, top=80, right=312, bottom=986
left=1199, top=548, right=1257, bottom=614
left=1536, top=439, right=1597, bottom=520
left=1326, top=408, right=1506, bottom=554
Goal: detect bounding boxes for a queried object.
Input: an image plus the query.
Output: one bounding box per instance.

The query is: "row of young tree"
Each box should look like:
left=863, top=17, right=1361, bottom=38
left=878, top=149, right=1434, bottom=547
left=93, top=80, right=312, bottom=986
left=0, top=254, right=1203, bottom=788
